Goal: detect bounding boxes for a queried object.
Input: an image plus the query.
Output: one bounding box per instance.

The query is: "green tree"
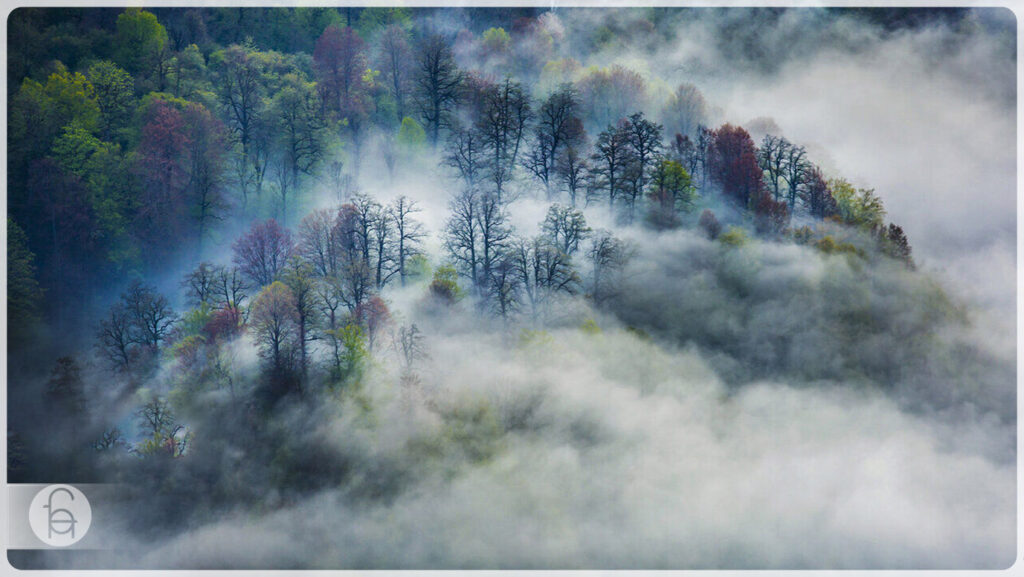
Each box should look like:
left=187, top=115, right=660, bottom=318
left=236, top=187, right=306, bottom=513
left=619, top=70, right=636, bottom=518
left=86, top=60, right=136, bottom=143
left=115, top=8, right=170, bottom=90
left=7, top=218, right=43, bottom=345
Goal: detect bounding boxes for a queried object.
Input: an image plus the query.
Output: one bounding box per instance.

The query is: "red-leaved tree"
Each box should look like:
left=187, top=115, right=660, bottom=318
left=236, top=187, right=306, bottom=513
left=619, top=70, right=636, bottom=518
left=708, top=123, right=763, bottom=209
left=232, top=219, right=295, bottom=288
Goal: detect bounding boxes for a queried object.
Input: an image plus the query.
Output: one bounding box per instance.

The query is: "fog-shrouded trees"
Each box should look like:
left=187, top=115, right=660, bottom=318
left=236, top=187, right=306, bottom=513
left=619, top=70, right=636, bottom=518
left=249, top=280, right=300, bottom=395
left=414, top=33, right=463, bottom=148
left=476, top=78, right=532, bottom=202
left=377, top=24, right=413, bottom=125
left=97, top=281, right=177, bottom=373
left=233, top=218, right=295, bottom=288
left=590, top=119, right=633, bottom=212
left=389, top=196, right=426, bottom=286
left=444, top=188, right=512, bottom=298
left=524, top=84, right=584, bottom=200
left=708, top=123, right=763, bottom=209
left=271, top=74, right=326, bottom=223
left=646, top=159, right=696, bottom=230
left=661, top=83, right=708, bottom=140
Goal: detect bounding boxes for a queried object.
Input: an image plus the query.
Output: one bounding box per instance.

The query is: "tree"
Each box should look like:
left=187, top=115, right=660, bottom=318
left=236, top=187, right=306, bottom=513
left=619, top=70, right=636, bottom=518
left=541, top=204, right=590, bottom=255
left=513, top=236, right=580, bottom=320
left=830, top=177, right=886, bottom=229
left=114, top=8, right=170, bottom=91
left=621, top=112, right=664, bottom=219
left=299, top=208, right=344, bottom=278
left=377, top=23, right=412, bottom=124
left=212, top=265, right=248, bottom=309
left=444, top=187, right=482, bottom=290
left=799, top=165, right=836, bottom=220
left=7, top=218, right=42, bottom=343
left=708, top=123, right=763, bottom=209
left=590, top=120, right=634, bottom=212
left=271, top=74, right=326, bottom=224
left=315, top=25, right=370, bottom=124
left=524, top=83, right=582, bottom=199
left=757, top=134, right=788, bottom=203
left=389, top=196, right=426, bottom=286
left=698, top=209, right=723, bottom=240
left=135, top=100, right=190, bottom=253
left=444, top=126, right=484, bottom=191
left=97, top=302, right=135, bottom=372
left=354, top=295, right=391, bottom=350
left=576, top=65, right=647, bottom=131
left=476, top=78, right=532, bottom=201
left=557, top=141, right=588, bottom=207
left=86, top=61, right=135, bottom=142
left=281, top=257, right=319, bottom=381
left=182, top=103, right=228, bottom=253
left=587, top=230, right=630, bottom=307
left=882, top=223, right=914, bottom=269
left=314, top=25, right=370, bottom=174
left=754, top=194, right=790, bottom=236
left=661, top=83, right=708, bottom=139
left=414, top=34, right=463, bottom=148
left=646, top=159, right=695, bottom=229
left=781, top=142, right=809, bottom=211
left=428, top=264, right=462, bottom=305
left=232, top=219, right=295, bottom=288
left=249, top=281, right=299, bottom=383
left=182, top=261, right=218, bottom=307
left=122, top=281, right=177, bottom=351
left=210, top=42, right=268, bottom=207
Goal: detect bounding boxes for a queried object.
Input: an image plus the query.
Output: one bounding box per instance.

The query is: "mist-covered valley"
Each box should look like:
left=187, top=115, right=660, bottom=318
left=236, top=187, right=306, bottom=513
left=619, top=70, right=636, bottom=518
left=5, top=6, right=1017, bottom=569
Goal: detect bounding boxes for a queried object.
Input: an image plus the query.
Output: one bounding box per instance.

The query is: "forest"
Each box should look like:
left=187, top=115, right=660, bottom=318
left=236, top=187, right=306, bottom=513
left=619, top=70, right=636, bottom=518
left=6, top=6, right=1017, bottom=569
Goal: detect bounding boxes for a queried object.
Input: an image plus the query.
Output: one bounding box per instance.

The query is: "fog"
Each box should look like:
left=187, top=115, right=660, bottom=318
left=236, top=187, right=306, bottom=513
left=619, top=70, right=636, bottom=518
left=9, top=6, right=1017, bottom=571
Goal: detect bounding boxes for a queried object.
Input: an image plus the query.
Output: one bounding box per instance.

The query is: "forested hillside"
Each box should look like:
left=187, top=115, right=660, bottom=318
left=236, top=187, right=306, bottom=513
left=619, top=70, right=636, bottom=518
left=6, top=6, right=1016, bottom=569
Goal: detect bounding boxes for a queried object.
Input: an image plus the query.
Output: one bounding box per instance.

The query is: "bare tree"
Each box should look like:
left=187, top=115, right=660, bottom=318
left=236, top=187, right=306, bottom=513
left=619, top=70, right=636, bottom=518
left=757, top=134, right=789, bottom=203
left=782, top=143, right=809, bottom=211
left=523, top=84, right=582, bottom=199
left=389, top=196, right=426, bottom=286
left=587, top=230, right=631, bottom=307
left=541, top=204, right=591, bottom=256
left=476, top=78, right=532, bottom=202
left=414, top=34, right=463, bottom=148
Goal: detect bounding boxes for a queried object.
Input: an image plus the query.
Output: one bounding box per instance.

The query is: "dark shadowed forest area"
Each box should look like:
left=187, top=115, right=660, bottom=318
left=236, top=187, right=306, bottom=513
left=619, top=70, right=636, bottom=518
left=5, top=6, right=1017, bottom=569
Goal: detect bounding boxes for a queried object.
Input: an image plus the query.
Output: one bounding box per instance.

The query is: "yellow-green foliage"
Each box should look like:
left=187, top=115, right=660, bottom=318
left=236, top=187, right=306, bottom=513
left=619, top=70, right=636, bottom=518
left=517, top=328, right=555, bottom=350
left=718, top=226, right=748, bottom=247
left=481, top=27, right=511, bottom=53
left=179, top=303, right=213, bottom=338
left=397, top=116, right=426, bottom=150
left=410, top=398, right=504, bottom=466
left=829, top=177, right=886, bottom=229
left=429, top=264, right=463, bottom=303
left=792, top=225, right=815, bottom=245
left=580, top=318, right=602, bottom=335
left=327, top=323, right=368, bottom=391
left=814, top=235, right=865, bottom=259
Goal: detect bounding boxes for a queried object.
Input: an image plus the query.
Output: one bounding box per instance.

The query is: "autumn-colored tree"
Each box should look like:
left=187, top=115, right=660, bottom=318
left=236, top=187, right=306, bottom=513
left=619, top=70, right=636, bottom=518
left=754, top=194, right=790, bottom=236
left=708, top=123, right=763, bottom=209
left=232, top=219, right=295, bottom=288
